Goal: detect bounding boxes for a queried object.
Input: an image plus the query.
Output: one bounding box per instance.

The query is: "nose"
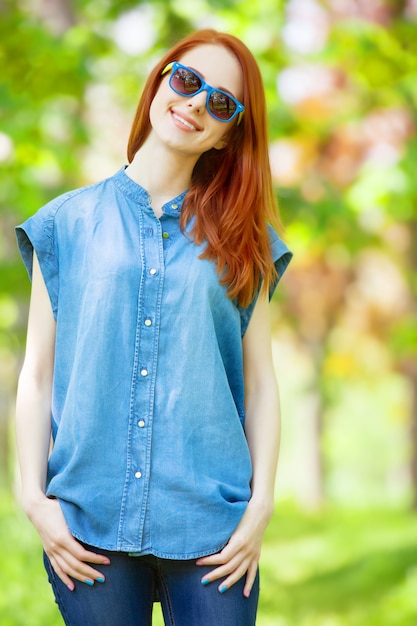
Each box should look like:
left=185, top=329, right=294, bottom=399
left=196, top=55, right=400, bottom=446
left=187, top=90, right=207, bottom=113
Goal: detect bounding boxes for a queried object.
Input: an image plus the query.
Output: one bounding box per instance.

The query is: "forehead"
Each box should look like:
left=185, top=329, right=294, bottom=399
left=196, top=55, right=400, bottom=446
left=178, top=44, right=243, bottom=98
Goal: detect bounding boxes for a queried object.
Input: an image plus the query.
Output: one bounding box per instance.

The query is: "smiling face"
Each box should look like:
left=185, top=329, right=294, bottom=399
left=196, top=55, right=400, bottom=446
left=148, top=44, right=243, bottom=159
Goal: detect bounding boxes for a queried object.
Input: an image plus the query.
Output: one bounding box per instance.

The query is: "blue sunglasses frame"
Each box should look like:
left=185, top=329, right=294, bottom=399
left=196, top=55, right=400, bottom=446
left=162, top=62, right=245, bottom=124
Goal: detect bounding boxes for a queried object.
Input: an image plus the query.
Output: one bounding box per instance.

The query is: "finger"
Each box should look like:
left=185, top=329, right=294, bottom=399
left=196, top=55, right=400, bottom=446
left=196, top=550, right=229, bottom=566
left=243, top=561, right=258, bottom=598
left=68, top=562, right=107, bottom=584
left=77, top=545, right=111, bottom=566
left=47, top=546, right=109, bottom=588
left=196, top=541, right=241, bottom=567
left=53, top=534, right=111, bottom=568
left=48, top=555, right=76, bottom=591
left=58, top=551, right=109, bottom=584
left=201, top=564, right=232, bottom=584
left=214, top=558, right=258, bottom=597
left=200, top=554, right=244, bottom=585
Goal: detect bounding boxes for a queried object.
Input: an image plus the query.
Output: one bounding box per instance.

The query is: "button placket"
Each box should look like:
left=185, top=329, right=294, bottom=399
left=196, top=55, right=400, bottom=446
left=120, top=206, right=165, bottom=548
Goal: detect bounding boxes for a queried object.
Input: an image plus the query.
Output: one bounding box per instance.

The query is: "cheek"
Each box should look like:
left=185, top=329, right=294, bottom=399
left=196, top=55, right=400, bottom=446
left=149, top=94, right=168, bottom=130
left=149, top=98, right=158, bottom=127
left=150, top=83, right=171, bottom=116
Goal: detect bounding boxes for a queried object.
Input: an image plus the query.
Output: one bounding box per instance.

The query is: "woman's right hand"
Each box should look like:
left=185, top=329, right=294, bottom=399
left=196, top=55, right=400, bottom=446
left=26, top=495, right=110, bottom=591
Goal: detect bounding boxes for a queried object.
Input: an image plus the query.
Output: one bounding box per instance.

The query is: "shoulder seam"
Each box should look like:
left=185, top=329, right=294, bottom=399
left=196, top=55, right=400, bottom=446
left=52, top=180, right=103, bottom=219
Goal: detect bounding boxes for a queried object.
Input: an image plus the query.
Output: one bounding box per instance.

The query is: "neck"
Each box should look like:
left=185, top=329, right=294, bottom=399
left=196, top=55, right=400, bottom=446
left=125, top=133, right=198, bottom=204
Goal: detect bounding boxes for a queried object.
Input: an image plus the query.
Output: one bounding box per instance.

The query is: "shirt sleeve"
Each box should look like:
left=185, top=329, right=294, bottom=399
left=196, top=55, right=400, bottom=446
left=239, top=225, right=293, bottom=337
left=15, top=198, right=61, bottom=319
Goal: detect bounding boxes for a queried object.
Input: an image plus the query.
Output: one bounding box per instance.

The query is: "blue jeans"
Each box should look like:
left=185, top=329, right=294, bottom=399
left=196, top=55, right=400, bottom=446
left=43, top=544, right=259, bottom=625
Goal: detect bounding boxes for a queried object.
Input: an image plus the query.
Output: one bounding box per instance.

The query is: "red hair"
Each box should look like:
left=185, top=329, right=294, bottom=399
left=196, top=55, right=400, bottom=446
left=127, top=29, right=283, bottom=307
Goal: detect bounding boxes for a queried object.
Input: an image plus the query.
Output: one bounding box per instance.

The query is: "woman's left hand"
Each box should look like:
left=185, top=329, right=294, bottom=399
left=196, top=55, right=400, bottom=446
left=196, top=499, right=273, bottom=597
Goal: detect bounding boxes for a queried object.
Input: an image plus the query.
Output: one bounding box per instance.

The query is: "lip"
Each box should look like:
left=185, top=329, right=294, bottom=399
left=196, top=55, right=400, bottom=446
left=170, top=109, right=203, bottom=132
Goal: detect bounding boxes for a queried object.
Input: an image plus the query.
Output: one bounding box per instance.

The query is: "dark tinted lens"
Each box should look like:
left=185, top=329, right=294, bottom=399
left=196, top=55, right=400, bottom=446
left=171, top=68, right=202, bottom=95
left=209, top=91, right=237, bottom=120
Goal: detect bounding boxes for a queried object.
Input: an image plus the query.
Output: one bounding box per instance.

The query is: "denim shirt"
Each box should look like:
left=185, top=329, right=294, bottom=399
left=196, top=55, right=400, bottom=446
left=16, top=167, right=292, bottom=558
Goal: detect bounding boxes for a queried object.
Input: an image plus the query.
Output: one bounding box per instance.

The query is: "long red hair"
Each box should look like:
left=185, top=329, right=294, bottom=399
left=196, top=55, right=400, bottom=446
left=127, top=29, right=283, bottom=307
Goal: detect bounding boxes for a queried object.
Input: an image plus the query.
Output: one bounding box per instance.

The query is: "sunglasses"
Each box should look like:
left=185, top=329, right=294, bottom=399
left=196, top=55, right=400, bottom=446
left=161, top=62, right=245, bottom=124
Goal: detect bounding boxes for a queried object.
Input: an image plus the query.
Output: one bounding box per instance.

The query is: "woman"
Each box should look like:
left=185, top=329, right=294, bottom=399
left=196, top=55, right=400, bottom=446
left=16, top=29, right=292, bottom=625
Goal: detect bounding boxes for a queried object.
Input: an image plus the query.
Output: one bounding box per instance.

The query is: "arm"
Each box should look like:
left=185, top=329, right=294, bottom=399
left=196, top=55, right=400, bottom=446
left=16, top=252, right=110, bottom=590
left=243, top=292, right=281, bottom=517
left=196, top=293, right=281, bottom=596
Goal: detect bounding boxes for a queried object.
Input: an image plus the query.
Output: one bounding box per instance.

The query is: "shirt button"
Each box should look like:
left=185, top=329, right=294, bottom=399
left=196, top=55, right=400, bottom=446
left=140, top=368, right=148, bottom=377
left=144, top=318, right=152, bottom=327
left=138, top=420, right=145, bottom=428
left=135, top=471, right=142, bottom=479
left=162, top=232, right=169, bottom=239
left=171, top=203, right=178, bottom=210
left=149, top=268, right=157, bottom=275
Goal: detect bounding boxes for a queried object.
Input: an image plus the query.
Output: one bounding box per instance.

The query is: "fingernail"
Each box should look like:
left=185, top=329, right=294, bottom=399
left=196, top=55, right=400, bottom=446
left=103, top=559, right=111, bottom=565
left=201, top=579, right=210, bottom=586
left=67, top=584, right=74, bottom=592
left=96, top=577, right=105, bottom=583
left=85, top=579, right=94, bottom=586
left=219, top=585, right=227, bottom=594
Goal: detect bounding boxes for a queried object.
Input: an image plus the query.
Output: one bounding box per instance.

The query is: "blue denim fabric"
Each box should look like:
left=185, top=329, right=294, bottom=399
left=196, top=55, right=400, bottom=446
left=16, top=167, right=292, bottom=558
left=44, top=545, right=259, bottom=626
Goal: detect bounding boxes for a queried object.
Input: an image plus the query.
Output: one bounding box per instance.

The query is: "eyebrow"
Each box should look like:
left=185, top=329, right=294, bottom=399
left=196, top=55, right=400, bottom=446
left=186, top=65, right=236, bottom=98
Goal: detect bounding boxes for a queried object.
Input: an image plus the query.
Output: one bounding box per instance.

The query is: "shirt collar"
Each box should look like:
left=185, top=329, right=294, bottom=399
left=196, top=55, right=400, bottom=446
left=112, top=166, right=188, bottom=217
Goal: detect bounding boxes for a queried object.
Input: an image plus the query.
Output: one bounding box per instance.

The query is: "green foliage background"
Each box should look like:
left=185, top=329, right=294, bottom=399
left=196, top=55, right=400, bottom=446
left=1, top=0, right=417, bottom=623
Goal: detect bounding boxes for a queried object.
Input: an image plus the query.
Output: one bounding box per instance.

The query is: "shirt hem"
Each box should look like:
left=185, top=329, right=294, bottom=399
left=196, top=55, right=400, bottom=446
left=127, top=542, right=228, bottom=560
left=69, top=527, right=228, bottom=560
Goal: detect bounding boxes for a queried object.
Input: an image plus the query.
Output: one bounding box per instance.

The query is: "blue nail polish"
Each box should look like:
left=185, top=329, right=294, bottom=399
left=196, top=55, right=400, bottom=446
left=219, top=585, right=227, bottom=594
left=85, top=579, right=94, bottom=586
left=96, top=577, right=105, bottom=583
left=201, top=579, right=210, bottom=586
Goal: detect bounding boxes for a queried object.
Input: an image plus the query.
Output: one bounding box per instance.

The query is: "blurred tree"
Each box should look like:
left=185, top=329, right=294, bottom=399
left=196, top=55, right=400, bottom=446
left=271, top=0, right=417, bottom=506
